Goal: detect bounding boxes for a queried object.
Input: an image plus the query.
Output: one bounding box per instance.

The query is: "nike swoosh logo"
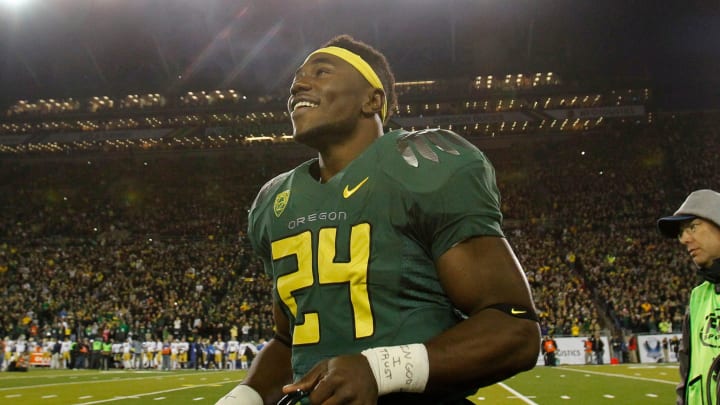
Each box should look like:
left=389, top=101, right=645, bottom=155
left=343, top=177, right=369, bottom=198
left=511, top=309, right=527, bottom=315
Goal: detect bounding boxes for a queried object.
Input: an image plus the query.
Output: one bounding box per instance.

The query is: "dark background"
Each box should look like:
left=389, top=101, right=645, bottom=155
left=0, top=0, right=718, bottom=109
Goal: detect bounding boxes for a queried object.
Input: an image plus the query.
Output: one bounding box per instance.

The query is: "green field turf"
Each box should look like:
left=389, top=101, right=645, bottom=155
left=0, top=364, right=678, bottom=404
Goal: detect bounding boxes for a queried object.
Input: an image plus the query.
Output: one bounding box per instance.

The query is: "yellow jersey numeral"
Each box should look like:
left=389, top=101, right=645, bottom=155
left=271, top=223, right=373, bottom=345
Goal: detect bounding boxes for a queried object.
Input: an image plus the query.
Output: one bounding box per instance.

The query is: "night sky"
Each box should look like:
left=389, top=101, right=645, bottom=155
left=0, top=0, right=718, bottom=110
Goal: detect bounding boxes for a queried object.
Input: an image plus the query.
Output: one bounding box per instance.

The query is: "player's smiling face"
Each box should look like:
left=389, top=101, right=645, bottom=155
left=288, top=52, right=370, bottom=147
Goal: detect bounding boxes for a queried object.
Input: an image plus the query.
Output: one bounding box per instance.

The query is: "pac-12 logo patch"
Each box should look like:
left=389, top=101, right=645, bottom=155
left=274, top=190, right=290, bottom=218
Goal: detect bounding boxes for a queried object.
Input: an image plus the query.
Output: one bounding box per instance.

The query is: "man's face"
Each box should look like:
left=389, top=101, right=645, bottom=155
left=288, top=52, right=371, bottom=146
left=678, top=218, right=720, bottom=268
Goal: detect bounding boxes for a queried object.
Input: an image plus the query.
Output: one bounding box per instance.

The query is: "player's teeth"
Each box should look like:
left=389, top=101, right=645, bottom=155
left=294, top=101, right=318, bottom=111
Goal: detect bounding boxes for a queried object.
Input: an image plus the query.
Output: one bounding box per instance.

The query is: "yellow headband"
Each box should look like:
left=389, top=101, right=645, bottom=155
left=309, top=46, right=387, bottom=122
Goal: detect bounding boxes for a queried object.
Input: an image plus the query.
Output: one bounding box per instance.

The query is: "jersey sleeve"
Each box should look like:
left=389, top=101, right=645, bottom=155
left=420, top=153, right=504, bottom=260
left=387, top=129, right=504, bottom=261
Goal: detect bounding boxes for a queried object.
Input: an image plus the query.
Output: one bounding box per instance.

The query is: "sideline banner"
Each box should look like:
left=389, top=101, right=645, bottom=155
left=29, top=352, right=51, bottom=367
left=534, top=334, right=681, bottom=366
left=637, top=333, right=681, bottom=363
left=535, top=336, right=610, bottom=366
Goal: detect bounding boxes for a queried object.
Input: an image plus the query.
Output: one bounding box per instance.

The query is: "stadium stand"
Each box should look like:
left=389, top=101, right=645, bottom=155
left=0, top=73, right=715, bottom=368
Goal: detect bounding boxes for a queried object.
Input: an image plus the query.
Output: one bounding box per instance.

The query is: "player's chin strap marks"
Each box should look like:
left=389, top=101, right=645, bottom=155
left=361, top=343, right=430, bottom=396
left=484, top=303, right=539, bottom=322
left=215, top=384, right=262, bottom=405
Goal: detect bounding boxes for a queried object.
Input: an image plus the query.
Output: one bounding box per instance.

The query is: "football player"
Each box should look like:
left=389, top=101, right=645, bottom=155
left=217, top=35, right=540, bottom=405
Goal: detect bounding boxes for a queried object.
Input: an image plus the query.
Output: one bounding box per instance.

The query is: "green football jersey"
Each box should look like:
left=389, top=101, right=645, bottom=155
left=248, top=129, right=503, bottom=387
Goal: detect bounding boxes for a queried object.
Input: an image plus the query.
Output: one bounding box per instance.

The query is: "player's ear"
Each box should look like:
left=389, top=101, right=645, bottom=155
left=361, top=88, right=385, bottom=118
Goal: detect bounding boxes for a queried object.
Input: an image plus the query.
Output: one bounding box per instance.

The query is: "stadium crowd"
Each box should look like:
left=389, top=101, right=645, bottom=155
left=0, top=111, right=717, bottom=369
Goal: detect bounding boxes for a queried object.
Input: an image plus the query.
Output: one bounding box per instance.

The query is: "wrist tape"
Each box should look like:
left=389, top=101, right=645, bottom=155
left=215, top=384, right=262, bottom=405
left=361, top=343, right=429, bottom=395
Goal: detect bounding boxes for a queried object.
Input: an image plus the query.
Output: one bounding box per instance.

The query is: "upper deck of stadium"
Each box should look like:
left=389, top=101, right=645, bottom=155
left=0, top=71, right=654, bottom=155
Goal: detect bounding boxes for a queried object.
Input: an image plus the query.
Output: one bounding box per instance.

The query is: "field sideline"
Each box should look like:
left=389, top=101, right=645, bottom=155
left=0, top=363, right=678, bottom=404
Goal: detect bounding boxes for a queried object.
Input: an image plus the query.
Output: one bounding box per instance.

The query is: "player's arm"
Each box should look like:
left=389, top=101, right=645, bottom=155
left=423, top=235, right=540, bottom=393
left=282, top=236, right=539, bottom=403
left=215, top=298, right=293, bottom=405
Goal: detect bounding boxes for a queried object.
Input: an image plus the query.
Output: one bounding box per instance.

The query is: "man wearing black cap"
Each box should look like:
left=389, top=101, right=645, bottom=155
left=658, top=189, right=720, bottom=405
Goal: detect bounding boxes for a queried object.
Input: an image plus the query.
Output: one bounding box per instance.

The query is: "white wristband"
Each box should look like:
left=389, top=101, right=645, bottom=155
left=215, top=384, right=263, bottom=405
left=361, top=343, right=430, bottom=396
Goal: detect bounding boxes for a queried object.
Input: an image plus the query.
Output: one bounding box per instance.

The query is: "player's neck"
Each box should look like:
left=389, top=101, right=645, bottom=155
left=315, top=124, right=381, bottom=182
left=316, top=149, right=355, bottom=183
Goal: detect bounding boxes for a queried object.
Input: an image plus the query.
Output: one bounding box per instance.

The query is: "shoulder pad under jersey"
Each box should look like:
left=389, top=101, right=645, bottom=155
left=382, top=129, right=486, bottom=193
left=393, top=128, right=480, bottom=168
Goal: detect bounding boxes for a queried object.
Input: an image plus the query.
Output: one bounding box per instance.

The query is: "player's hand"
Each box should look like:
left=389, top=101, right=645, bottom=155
left=281, top=354, right=378, bottom=405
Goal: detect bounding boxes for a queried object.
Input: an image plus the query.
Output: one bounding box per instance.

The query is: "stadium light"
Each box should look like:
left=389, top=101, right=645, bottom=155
left=1, top=0, right=32, bottom=9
